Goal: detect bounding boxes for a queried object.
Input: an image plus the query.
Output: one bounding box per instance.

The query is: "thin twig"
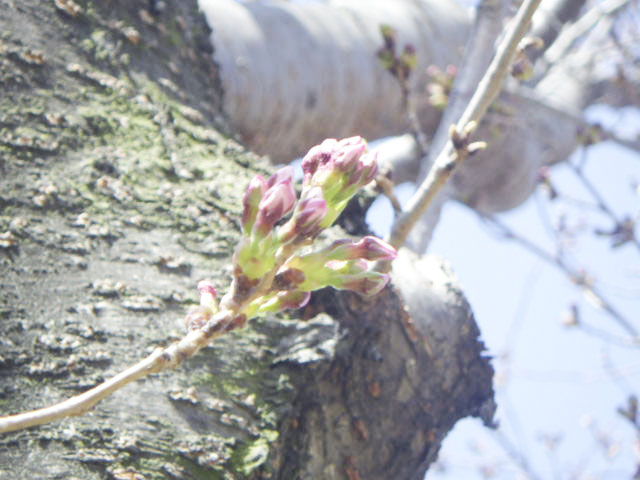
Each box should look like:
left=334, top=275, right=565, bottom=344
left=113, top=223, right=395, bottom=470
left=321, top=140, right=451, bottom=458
left=387, top=0, right=543, bottom=251
left=491, top=428, right=543, bottom=480
left=483, top=214, right=639, bottom=339
left=418, top=0, right=506, bottom=181
left=0, top=310, right=236, bottom=434
left=569, top=151, right=640, bottom=252
left=542, top=0, right=632, bottom=67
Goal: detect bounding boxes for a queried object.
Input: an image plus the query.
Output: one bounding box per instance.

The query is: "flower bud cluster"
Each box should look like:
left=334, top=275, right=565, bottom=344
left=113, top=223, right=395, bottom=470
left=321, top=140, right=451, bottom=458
left=227, top=137, right=396, bottom=318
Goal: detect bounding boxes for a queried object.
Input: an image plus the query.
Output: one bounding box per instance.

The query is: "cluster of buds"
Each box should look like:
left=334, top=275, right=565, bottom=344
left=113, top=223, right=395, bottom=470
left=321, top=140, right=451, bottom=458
left=426, top=64, right=457, bottom=110
left=192, top=136, right=397, bottom=326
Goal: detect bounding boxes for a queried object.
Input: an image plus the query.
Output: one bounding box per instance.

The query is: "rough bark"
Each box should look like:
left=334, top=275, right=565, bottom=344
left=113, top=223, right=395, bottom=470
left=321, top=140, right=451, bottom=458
left=0, top=1, right=493, bottom=480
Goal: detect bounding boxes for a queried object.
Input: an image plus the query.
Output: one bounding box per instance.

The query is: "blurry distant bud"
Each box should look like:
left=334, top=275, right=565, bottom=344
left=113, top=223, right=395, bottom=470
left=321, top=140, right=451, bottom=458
left=537, top=166, right=557, bottom=200
left=594, top=217, right=636, bottom=249
left=561, top=304, right=580, bottom=327
left=379, top=24, right=396, bottom=49
left=617, top=394, right=638, bottom=424
left=510, top=55, right=534, bottom=81
left=401, top=44, right=417, bottom=72
left=579, top=413, right=594, bottom=428
left=426, top=64, right=456, bottom=110
left=577, top=123, right=605, bottom=146
left=511, top=37, right=543, bottom=81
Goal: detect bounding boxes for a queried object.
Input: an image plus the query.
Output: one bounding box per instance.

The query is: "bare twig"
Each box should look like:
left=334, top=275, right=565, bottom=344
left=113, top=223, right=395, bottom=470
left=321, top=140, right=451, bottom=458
left=569, top=150, right=640, bottom=252
left=418, top=0, right=506, bottom=181
left=491, top=428, right=543, bottom=480
left=0, top=310, right=236, bottom=434
left=483, top=214, right=639, bottom=339
left=387, top=0, right=543, bottom=251
left=542, top=0, right=632, bottom=67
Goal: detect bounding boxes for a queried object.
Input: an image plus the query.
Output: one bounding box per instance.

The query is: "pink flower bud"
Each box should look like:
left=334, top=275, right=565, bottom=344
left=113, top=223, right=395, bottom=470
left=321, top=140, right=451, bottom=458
left=343, top=272, right=390, bottom=296
left=266, top=165, right=295, bottom=189
left=277, top=290, right=311, bottom=311
left=334, top=137, right=367, bottom=174
left=251, top=289, right=311, bottom=316
left=359, top=151, right=379, bottom=185
left=184, top=306, right=212, bottom=331
left=354, top=236, right=397, bottom=261
left=294, top=187, right=328, bottom=236
left=197, top=280, right=218, bottom=302
left=274, top=268, right=306, bottom=290
left=242, top=175, right=267, bottom=232
left=254, top=181, right=297, bottom=236
left=302, top=139, right=338, bottom=182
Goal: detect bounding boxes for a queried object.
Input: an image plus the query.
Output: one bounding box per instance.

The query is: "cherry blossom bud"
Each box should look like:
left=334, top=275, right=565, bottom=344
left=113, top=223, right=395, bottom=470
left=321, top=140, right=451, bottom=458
left=274, top=268, right=306, bottom=290
left=249, top=290, right=311, bottom=317
left=242, top=175, right=267, bottom=232
left=186, top=281, right=219, bottom=331
left=358, top=151, right=379, bottom=186
left=197, top=280, right=218, bottom=308
left=354, top=236, right=397, bottom=261
left=334, top=137, right=367, bottom=174
left=302, top=138, right=338, bottom=182
left=294, top=188, right=327, bottom=235
left=266, top=165, right=295, bottom=189
left=276, top=290, right=311, bottom=311
left=254, top=181, right=296, bottom=236
left=343, top=272, right=390, bottom=296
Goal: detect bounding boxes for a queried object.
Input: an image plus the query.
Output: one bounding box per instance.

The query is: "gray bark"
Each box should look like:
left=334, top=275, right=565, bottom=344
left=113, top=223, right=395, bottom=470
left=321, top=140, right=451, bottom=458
left=0, top=1, right=493, bottom=479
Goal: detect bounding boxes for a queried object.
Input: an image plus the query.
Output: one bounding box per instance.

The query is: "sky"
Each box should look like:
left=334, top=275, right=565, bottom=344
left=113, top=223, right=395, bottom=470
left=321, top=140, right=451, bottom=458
left=366, top=105, right=640, bottom=479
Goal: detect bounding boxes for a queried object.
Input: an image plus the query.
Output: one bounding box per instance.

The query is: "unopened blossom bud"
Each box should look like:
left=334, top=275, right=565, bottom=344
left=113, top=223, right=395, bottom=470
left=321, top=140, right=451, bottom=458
left=266, top=165, right=295, bottom=189
left=343, top=272, right=390, bottom=296
left=197, top=280, right=218, bottom=309
left=254, top=181, right=296, bottom=236
left=354, top=236, right=397, bottom=261
left=334, top=137, right=367, bottom=174
left=186, top=281, right=219, bottom=331
left=248, top=290, right=311, bottom=317
left=313, top=236, right=397, bottom=262
left=242, top=175, right=267, bottom=233
left=274, top=268, right=306, bottom=290
left=275, top=290, right=311, bottom=311
left=302, top=138, right=338, bottom=183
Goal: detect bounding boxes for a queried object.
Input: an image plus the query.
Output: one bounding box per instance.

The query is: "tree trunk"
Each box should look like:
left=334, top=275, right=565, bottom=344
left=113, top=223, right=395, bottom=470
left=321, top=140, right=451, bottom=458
left=0, top=1, right=493, bottom=479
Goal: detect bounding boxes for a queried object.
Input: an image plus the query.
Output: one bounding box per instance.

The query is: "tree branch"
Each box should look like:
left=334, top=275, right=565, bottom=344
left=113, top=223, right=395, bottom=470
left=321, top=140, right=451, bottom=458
left=388, top=0, right=544, bottom=251
left=0, top=310, right=236, bottom=434
left=482, top=214, right=639, bottom=339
